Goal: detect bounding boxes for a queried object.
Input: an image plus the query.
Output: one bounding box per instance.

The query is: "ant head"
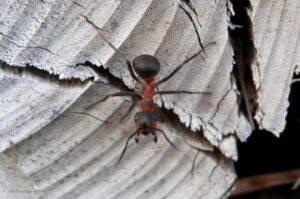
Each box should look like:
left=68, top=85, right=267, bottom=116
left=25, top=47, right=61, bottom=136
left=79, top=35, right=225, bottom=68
left=132, top=55, right=160, bottom=82
left=134, top=111, right=157, bottom=129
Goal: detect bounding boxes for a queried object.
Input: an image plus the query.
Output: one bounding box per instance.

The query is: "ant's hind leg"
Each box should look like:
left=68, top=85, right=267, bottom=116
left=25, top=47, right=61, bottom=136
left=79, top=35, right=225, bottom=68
left=120, top=95, right=141, bottom=121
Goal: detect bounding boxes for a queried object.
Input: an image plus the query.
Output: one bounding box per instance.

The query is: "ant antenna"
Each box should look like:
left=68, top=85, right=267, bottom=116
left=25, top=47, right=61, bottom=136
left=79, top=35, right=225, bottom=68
left=152, top=127, right=179, bottom=151
left=117, top=128, right=142, bottom=165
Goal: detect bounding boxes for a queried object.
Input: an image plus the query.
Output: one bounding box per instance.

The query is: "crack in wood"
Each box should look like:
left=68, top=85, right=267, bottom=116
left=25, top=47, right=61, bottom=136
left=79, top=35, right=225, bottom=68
left=179, top=3, right=205, bottom=52
left=208, top=73, right=235, bottom=123
left=70, top=0, right=84, bottom=8
left=27, top=46, right=60, bottom=57
left=229, top=0, right=257, bottom=130
left=0, top=62, right=92, bottom=86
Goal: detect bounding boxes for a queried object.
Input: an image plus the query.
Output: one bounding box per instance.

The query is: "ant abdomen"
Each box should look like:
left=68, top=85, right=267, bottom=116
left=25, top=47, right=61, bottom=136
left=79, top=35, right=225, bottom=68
left=132, top=55, right=160, bottom=79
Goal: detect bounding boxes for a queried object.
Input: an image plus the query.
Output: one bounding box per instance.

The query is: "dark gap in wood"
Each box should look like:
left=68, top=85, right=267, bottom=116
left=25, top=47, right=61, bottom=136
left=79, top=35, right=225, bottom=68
left=82, top=60, right=135, bottom=92
left=0, top=61, right=92, bottom=87
left=0, top=57, right=136, bottom=90
left=160, top=107, right=203, bottom=141
left=232, top=75, right=300, bottom=197
left=228, top=0, right=257, bottom=130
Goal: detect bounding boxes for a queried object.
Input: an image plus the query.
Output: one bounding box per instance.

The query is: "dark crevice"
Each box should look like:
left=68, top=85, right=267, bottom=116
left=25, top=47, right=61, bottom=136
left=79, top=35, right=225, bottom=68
left=160, top=106, right=232, bottom=181
left=232, top=77, right=300, bottom=198
left=228, top=0, right=257, bottom=130
left=0, top=60, right=119, bottom=88
left=82, top=61, right=134, bottom=92
left=160, top=107, right=221, bottom=156
left=0, top=61, right=89, bottom=86
left=162, top=107, right=204, bottom=141
left=181, top=0, right=199, bottom=18
left=229, top=1, right=300, bottom=197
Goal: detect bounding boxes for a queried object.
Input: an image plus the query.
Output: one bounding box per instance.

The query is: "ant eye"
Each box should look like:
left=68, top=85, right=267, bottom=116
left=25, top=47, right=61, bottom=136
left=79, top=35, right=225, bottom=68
left=132, top=55, right=160, bottom=78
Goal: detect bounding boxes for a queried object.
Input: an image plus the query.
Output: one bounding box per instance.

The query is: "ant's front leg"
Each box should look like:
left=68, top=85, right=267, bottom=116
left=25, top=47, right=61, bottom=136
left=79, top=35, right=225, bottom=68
left=125, top=60, right=142, bottom=84
left=86, top=91, right=141, bottom=109
left=153, top=42, right=216, bottom=86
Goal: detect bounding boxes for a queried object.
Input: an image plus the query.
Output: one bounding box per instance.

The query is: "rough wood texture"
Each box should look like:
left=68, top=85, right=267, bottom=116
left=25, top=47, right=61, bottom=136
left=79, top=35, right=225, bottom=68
left=0, top=0, right=298, bottom=198
left=248, top=0, right=300, bottom=135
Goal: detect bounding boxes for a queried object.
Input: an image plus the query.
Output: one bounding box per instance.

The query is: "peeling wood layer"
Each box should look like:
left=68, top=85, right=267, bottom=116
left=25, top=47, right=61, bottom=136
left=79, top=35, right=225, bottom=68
left=248, top=0, right=300, bottom=135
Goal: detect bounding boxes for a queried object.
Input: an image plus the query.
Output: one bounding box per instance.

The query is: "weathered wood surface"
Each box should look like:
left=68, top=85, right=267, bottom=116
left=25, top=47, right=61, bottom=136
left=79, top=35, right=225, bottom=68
left=249, top=0, right=300, bottom=135
left=0, top=0, right=298, bottom=198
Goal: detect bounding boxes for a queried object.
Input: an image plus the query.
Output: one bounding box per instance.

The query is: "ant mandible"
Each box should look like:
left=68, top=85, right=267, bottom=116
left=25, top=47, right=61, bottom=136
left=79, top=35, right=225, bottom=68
left=82, top=15, right=215, bottom=164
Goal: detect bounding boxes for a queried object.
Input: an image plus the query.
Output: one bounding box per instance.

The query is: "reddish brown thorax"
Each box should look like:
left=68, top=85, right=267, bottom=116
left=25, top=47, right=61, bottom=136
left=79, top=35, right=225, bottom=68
left=139, top=83, right=155, bottom=111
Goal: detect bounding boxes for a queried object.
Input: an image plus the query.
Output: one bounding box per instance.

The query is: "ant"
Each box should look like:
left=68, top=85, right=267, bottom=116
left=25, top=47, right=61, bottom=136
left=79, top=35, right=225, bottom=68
left=81, top=15, right=215, bottom=164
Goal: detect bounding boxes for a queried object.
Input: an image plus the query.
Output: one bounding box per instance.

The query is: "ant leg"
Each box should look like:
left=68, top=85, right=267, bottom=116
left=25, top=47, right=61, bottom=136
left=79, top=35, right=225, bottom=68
left=72, top=112, right=127, bottom=132
left=154, top=90, right=210, bottom=95
left=117, top=128, right=142, bottom=165
left=126, top=60, right=142, bottom=84
left=154, top=42, right=216, bottom=86
left=86, top=91, right=140, bottom=109
left=120, top=95, right=141, bottom=121
left=81, top=15, right=141, bottom=84
left=152, top=127, right=178, bottom=151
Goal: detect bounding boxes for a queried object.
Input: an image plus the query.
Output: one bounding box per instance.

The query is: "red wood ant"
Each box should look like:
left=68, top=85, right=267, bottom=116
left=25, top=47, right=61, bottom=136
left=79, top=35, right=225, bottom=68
left=81, top=15, right=215, bottom=164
